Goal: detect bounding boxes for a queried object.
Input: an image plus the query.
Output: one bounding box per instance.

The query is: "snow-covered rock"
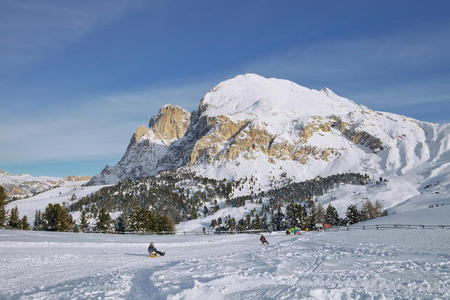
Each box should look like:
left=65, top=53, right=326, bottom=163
left=88, top=104, right=191, bottom=185
left=0, top=168, right=90, bottom=200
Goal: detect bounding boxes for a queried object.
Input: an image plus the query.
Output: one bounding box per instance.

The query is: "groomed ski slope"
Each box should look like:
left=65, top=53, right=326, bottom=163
left=1, top=229, right=449, bottom=299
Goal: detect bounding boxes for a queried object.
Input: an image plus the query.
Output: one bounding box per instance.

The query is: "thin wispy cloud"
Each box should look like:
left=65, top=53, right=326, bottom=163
left=239, top=28, right=450, bottom=111
left=0, top=80, right=211, bottom=165
left=0, top=0, right=140, bottom=68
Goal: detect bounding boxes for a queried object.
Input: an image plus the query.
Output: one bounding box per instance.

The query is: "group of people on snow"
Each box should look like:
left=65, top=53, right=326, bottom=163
left=148, top=234, right=270, bottom=256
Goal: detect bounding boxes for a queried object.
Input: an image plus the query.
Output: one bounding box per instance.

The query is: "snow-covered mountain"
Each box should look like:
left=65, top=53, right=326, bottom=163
left=0, top=168, right=90, bottom=200
left=88, top=74, right=450, bottom=203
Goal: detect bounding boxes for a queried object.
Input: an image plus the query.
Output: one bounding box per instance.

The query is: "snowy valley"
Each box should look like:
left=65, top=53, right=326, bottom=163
left=1, top=74, right=449, bottom=299
left=5, top=74, right=450, bottom=232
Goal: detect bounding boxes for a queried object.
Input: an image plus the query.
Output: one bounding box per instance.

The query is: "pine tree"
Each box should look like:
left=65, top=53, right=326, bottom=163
left=245, top=214, right=251, bottom=228
left=129, top=207, right=144, bottom=232
left=316, top=203, right=325, bottom=224
left=95, top=208, right=113, bottom=232
left=262, top=214, right=267, bottom=230
left=42, top=203, right=74, bottom=232
left=295, top=204, right=308, bottom=229
left=308, top=204, right=317, bottom=229
left=210, top=219, right=217, bottom=228
left=0, top=186, right=7, bottom=227
left=271, top=206, right=285, bottom=231
left=237, top=218, right=246, bottom=232
left=158, top=215, right=175, bottom=232
left=8, top=206, right=20, bottom=228
left=19, top=215, right=30, bottom=230
left=80, top=209, right=90, bottom=232
left=229, top=217, right=236, bottom=231
left=56, top=204, right=74, bottom=232
left=253, top=214, right=262, bottom=230
left=33, top=210, right=43, bottom=230
left=325, top=204, right=340, bottom=226
left=114, top=212, right=127, bottom=232
left=346, top=205, right=361, bottom=224
left=285, top=202, right=297, bottom=228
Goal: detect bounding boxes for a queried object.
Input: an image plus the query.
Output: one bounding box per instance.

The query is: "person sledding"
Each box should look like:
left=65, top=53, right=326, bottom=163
left=148, top=242, right=165, bottom=256
left=259, top=234, right=269, bottom=245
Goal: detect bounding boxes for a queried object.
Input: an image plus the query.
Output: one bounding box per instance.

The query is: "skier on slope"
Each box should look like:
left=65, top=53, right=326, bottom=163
left=148, top=242, right=165, bottom=256
left=260, top=234, right=269, bottom=245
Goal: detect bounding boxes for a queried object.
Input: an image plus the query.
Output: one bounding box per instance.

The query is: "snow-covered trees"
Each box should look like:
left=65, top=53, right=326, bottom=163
left=315, top=203, right=326, bottom=224
left=325, top=204, right=340, bottom=226
left=285, top=203, right=308, bottom=229
left=114, top=212, right=128, bottom=232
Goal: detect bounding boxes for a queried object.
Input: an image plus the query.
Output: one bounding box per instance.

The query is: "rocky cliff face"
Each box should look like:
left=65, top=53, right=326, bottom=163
left=88, top=105, right=191, bottom=185
left=88, top=74, right=450, bottom=186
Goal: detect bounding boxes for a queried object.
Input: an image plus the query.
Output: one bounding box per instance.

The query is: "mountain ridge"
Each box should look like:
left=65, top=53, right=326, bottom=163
left=87, top=74, right=450, bottom=206
left=0, top=170, right=91, bottom=200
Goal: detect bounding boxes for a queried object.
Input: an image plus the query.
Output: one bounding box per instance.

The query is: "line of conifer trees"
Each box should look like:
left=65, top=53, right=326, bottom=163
left=32, top=204, right=175, bottom=233
left=209, top=199, right=385, bottom=232
left=0, top=186, right=30, bottom=230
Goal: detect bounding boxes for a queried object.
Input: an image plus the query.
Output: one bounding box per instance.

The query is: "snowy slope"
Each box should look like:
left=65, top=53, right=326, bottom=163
left=195, top=73, right=450, bottom=189
left=5, top=181, right=104, bottom=224
left=361, top=193, right=450, bottom=225
left=1, top=229, right=449, bottom=299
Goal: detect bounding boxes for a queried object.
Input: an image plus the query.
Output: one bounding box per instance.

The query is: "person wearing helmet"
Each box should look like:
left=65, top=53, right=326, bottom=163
left=148, top=242, right=165, bottom=256
left=259, top=234, right=269, bottom=245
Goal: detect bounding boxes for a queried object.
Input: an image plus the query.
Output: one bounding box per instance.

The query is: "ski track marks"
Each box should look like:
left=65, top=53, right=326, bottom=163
left=1, top=230, right=449, bottom=299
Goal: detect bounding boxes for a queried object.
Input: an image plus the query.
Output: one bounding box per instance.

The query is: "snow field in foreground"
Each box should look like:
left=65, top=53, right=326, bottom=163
left=1, top=229, right=449, bottom=299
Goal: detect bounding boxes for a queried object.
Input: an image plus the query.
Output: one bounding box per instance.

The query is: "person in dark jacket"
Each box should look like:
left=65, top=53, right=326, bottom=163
left=148, top=242, right=165, bottom=256
left=260, top=234, right=269, bottom=245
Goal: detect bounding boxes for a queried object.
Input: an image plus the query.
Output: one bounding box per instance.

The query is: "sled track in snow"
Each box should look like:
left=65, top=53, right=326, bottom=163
left=1, top=230, right=449, bottom=299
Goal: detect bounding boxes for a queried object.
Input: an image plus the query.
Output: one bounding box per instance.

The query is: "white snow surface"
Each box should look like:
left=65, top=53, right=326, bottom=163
left=6, top=182, right=104, bottom=224
left=1, top=228, right=449, bottom=299
left=201, top=74, right=361, bottom=133
left=361, top=193, right=450, bottom=226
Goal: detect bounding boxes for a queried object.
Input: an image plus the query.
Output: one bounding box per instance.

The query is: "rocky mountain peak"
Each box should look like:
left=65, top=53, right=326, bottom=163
left=148, top=104, right=191, bottom=141
left=88, top=74, right=449, bottom=187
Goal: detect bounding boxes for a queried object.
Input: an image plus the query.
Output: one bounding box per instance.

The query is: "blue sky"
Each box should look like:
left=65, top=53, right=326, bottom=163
left=1, top=0, right=449, bottom=177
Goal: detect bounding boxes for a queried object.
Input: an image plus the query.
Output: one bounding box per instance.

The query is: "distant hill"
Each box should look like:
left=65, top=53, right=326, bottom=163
left=0, top=168, right=90, bottom=201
